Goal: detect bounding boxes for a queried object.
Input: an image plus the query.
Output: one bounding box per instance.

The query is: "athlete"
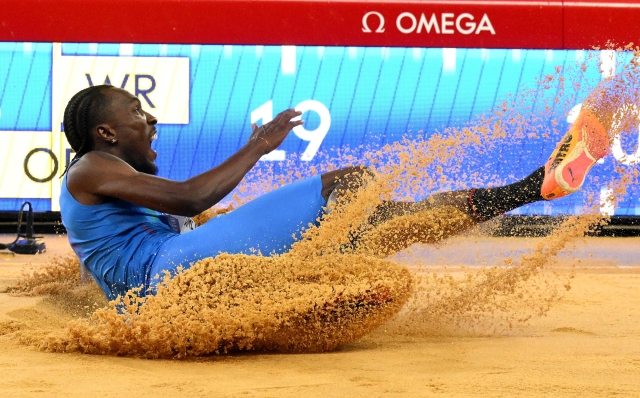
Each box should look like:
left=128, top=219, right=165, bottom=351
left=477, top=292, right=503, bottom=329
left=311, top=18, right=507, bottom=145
left=60, top=84, right=610, bottom=301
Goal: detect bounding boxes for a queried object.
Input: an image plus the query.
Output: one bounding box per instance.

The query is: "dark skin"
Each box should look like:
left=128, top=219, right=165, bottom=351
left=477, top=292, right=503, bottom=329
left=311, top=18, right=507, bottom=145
left=66, top=87, right=395, bottom=218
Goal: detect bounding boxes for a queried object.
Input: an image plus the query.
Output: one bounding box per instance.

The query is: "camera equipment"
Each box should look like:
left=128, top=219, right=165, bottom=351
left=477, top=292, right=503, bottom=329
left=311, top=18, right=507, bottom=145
left=0, top=202, right=46, bottom=255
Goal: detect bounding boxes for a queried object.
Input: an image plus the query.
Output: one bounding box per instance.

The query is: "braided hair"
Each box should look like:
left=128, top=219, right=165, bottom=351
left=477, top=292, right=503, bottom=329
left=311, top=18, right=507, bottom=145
left=61, top=84, right=112, bottom=175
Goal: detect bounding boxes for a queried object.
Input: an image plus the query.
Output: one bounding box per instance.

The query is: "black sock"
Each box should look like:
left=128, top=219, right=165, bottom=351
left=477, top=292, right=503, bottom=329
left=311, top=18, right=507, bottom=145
left=469, top=166, right=546, bottom=221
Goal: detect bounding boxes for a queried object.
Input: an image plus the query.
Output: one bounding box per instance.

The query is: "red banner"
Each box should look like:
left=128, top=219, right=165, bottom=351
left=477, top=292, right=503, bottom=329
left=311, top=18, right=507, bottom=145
left=0, top=0, right=637, bottom=49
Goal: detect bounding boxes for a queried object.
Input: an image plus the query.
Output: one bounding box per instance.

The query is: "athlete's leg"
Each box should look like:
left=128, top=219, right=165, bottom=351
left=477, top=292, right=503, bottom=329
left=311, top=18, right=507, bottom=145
left=149, top=175, right=326, bottom=283
left=320, top=166, right=375, bottom=202
left=326, top=161, right=546, bottom=226
left=341, top=92, right=613, bottom=257
left=352, top=90, right=612, bottom=255
left=357, top=166, right=545, bottom=227
left=334, top=64, right=628, bottom=232
left=296, top=163, right=534, bottom=227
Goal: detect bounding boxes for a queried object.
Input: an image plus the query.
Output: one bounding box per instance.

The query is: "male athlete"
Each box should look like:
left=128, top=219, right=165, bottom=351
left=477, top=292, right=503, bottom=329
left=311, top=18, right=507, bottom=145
left=60, top=84, right=610, bottom=301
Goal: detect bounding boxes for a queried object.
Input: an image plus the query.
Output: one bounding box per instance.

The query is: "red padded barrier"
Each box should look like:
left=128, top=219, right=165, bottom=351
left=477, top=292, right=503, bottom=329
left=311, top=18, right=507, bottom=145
left=564, top=0, right=640, bottom=49
left=0, top=0, right=637, bottom=49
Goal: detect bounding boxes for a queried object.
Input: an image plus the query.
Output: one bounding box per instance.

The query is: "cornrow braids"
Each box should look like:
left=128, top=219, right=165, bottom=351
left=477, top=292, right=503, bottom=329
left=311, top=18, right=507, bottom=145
left=61, top=84, right=112, bottom=175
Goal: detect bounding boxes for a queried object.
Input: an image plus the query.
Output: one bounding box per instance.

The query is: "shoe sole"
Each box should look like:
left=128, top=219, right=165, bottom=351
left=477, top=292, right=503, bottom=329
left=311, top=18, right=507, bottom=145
left=554, top=130, right=597, bottom=193
left=542, top=112, right=607, bottom=200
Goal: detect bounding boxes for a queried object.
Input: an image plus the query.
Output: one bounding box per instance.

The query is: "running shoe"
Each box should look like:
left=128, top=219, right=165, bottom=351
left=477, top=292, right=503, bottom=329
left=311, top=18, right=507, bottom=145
left=541, top=109, right=609, bottom=200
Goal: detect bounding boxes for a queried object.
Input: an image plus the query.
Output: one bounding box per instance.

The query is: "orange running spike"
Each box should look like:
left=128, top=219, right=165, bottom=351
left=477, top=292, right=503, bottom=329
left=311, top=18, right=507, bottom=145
left=541, top=109, right=609, bottom=200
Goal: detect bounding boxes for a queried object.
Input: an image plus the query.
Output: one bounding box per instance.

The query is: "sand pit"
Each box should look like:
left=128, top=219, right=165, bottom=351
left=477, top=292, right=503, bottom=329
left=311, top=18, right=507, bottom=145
left=1, top=234, right=639, bottom=397
left=1, top=46, right=638, bottom=396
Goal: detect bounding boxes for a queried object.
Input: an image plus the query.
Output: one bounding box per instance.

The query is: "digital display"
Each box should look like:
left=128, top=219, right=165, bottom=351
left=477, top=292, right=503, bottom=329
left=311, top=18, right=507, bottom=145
left=0, top=42, right=638, bottom=215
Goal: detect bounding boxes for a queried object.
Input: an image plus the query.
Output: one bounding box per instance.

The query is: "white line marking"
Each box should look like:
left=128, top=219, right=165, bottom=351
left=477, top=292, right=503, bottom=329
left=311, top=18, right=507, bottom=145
left=223, top=45, right=233, bottom=58
left=191, top=45, right=200, bottom=58
left=443, top=48, right=456, bottom=73
left=512, top=49, right=521, bottom=62
left=412, top=48, right=422, bottom=60
left=381, top=47, right=390, bottom=60
left=281, top=46, right=297, bottom=75
left=600, top=50, right=615, bottom=79
left=119, top=43, right=134, bottom=56
left=481, top=48, right=489, bottom=62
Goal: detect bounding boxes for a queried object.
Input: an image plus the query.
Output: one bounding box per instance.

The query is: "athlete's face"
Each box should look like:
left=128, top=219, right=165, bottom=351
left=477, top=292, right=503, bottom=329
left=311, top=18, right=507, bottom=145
left=103, top=88, right=159, bottom=175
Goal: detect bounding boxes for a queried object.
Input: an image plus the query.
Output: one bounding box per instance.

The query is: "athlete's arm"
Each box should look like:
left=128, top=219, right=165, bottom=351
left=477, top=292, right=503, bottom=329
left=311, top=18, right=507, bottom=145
left=67, top=109, right=302, bottom=216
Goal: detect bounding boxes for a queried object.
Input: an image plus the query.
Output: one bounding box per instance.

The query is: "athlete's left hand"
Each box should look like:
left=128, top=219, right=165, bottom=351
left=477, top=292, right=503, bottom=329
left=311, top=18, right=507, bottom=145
left=248, top=108, right=304, bottom=154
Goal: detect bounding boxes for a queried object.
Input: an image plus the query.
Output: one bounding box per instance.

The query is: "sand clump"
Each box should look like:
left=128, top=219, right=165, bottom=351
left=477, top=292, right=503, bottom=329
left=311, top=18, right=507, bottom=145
left=42, top=254, right=412, bottom=358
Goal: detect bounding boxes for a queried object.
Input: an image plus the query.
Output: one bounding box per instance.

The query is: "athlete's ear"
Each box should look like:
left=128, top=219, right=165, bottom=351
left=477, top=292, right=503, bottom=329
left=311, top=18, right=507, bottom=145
left=95, top=124, right=117, bottom=144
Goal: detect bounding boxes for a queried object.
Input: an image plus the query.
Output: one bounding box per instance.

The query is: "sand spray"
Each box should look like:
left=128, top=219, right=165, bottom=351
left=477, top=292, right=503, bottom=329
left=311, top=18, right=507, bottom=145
left=5, top=48, right=640, bottom=357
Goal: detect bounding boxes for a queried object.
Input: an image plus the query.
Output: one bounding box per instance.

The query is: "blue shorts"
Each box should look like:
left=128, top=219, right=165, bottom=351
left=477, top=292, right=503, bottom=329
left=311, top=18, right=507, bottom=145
left=148, top=175, right=326, bottom=286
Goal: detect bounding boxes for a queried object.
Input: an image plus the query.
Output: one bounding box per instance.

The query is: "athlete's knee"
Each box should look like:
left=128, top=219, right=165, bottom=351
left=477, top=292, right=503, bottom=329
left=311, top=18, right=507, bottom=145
left=320, top=166, right=376, bottom=200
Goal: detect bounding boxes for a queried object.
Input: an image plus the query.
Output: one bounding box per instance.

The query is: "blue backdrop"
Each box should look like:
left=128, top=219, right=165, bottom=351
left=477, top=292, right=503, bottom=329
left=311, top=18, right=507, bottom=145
left=0, top=43, right=638, bottom=215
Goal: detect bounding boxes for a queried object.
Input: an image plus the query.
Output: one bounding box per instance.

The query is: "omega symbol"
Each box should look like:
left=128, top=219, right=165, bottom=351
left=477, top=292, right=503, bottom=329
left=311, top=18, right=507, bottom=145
left=362, top=11, right=385, bottom=33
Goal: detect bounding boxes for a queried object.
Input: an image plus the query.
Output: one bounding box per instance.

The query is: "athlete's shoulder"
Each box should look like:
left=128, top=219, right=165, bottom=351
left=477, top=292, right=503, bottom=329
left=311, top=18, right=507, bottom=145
left=66, top=151, right=136, bottom=204
left=70, top=151, right=134, bottom=178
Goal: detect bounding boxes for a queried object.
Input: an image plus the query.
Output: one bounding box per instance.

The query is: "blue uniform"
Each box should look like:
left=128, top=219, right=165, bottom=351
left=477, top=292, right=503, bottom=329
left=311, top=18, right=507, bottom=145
left=60, top=166, right=326, bottom=300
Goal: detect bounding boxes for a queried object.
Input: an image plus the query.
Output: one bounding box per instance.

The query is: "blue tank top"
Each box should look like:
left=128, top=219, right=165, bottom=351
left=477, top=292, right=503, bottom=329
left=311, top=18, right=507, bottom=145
left=60, top=166, right=178, bottom=300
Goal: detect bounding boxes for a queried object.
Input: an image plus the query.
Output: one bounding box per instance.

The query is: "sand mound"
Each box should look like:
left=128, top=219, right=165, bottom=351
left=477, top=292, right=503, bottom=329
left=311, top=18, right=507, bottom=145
left=40, top=253, right=412, bottom=358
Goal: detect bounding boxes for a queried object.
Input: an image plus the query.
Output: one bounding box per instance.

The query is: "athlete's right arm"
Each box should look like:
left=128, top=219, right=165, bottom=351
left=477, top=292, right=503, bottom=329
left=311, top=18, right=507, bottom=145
left=66, top=108, right=303, bottom=216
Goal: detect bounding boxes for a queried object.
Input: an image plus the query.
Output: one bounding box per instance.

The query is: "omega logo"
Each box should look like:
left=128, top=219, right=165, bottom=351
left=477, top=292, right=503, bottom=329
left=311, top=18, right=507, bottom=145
left=362, top=11, right=495, bottom=35
left=362, top=11, right=385, bottom=33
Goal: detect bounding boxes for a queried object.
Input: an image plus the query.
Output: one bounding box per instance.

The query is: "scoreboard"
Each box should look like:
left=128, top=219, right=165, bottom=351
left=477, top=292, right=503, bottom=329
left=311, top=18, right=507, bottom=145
left=0, top=1, right=639, bottom=215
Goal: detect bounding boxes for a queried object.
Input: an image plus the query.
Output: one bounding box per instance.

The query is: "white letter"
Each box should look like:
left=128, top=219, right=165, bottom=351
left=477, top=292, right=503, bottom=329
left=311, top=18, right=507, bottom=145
left=441, top=13, right=454, bottom=34
left=362, top=11, right=385, bottom=33
left=611, top=104, right=640, bottom=165
left=456, top=13, right=476, bottom=35
left=417, top=13, right=440, bottom=34
left=252, top=100, right=286, bottom=161
left=600, top=187, right=615, bottom=216
left=612, top=128, right=640, bottom=165
left=292, top=100, right=331, bottom=161
left=475, top=14, right=496, bottom=34
left=396, top=12, right=417, bottom=34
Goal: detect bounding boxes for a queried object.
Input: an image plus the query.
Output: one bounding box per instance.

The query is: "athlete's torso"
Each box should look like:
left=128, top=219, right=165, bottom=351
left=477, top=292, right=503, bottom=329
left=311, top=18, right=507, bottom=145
left=59, top=163, right=178, bottom=300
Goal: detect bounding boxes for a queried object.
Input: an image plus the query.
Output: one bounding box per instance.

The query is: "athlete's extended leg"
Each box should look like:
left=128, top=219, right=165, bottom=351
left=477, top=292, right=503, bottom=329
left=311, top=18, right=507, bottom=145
left=149, top=175, right=326, bottom=285
left=362, top=166, right=546, bottom=227
left=342, top=100, right=611, bottom=256
left=348, top=70, right=620, bottom=249
left=337, top=166, right=547, bottom=257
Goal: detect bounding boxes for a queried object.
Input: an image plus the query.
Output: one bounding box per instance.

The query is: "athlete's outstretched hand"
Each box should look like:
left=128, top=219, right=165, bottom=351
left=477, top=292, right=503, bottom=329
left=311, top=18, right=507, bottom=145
left=248, top=108, right=303, bottom=153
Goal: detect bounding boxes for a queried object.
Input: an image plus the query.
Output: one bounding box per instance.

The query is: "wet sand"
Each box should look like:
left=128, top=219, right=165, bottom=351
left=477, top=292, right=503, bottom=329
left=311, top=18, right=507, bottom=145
left=0, top=234, right=639, bottom=397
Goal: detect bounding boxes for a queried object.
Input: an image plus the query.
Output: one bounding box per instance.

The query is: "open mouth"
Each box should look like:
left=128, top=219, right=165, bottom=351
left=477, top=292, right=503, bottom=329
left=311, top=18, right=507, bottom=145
left=150, top=129, right=158, bottom=143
